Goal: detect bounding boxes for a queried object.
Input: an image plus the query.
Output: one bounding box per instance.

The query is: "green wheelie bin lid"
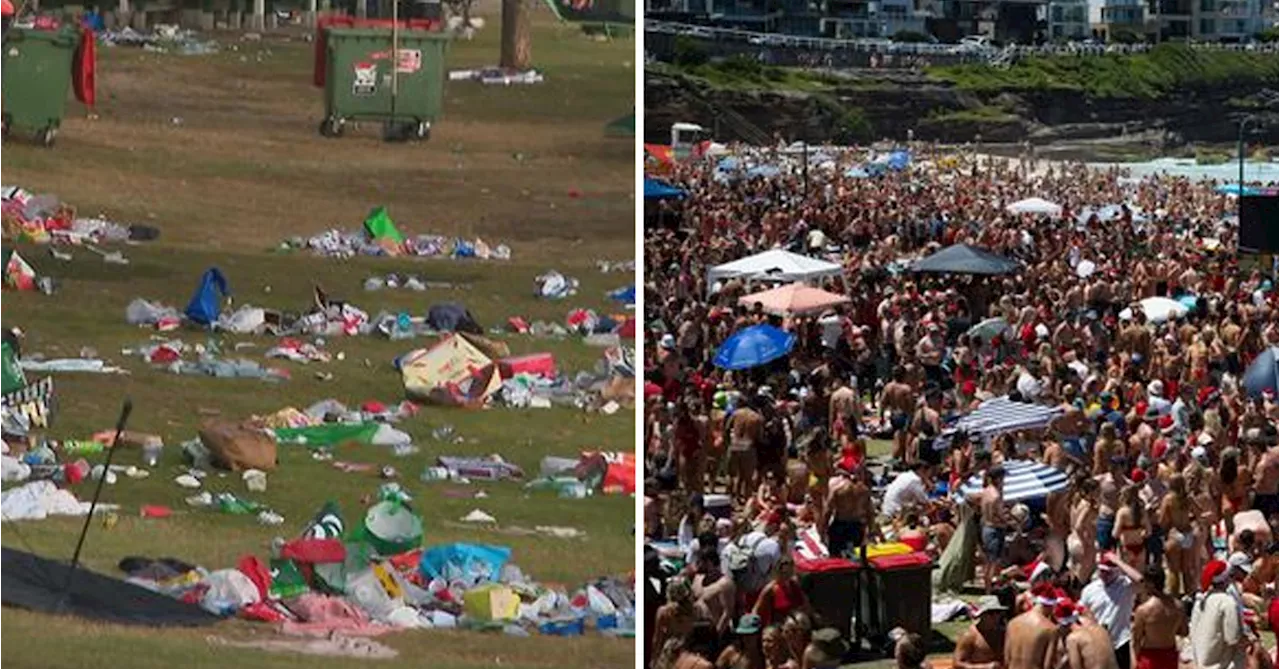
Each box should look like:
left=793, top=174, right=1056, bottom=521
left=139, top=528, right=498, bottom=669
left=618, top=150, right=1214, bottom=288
left=2, top=25, right=80, bottom=143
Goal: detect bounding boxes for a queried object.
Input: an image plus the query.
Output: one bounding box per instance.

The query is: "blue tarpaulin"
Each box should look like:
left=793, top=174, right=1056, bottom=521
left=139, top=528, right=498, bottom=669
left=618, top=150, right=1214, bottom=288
left=887, top=150, right=911, bottom=171
left=644, top=177, right=686, bottom=200
left=184, top=268, right=229, bottom=326
left=420, top=543, right=512, bottom=582
left=608, top=285, right=636, bottom=304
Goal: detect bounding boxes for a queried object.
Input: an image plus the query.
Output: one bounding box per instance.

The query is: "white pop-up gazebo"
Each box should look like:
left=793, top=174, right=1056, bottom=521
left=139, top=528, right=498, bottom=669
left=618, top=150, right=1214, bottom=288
left=707, top=249, right=843, bottom=292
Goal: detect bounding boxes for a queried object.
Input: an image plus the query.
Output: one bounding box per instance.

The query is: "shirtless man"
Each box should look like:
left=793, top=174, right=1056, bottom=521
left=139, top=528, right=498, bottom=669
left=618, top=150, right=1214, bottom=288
left=1130, top=566, right=1185, bottom=669
left=728, top=399, right=764, bottom=500
left=880, top=367, right=916, bottom=465
left=1058, top=601, right=1119, bottom=669
left=829, top=377, right=860, bottom=446
left=975, top=465, right=1016, bottom=592
left=1004, top=584, right=1060, bottom=669
left=822, top=463, right=872, bottom=559
left=953, top=596, right=1007, bottom=669
left=1093, top=423, right=1121, bottom=477
left=1095, top=456, right=1130, bottom=551
left=1250, top=433, right=1278, bottom=524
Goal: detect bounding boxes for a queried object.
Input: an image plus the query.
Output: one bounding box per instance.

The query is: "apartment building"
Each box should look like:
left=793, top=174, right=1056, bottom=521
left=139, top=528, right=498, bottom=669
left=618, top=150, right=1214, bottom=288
left=818, top=0, right=880, bottom=36
left=1047, top=0, right=1091, bottom=37
left=1090, top=0, right=1145, bottom=38
left=1192, top=0, right=1266, bottom=40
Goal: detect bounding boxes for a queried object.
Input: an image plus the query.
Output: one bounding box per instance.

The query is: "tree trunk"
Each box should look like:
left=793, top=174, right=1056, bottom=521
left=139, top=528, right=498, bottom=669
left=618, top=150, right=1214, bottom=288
left=499, top=0, right=530, bottom=70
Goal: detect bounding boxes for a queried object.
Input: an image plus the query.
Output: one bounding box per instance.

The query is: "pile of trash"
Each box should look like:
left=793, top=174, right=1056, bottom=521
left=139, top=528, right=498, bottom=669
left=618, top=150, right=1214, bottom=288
left=117, top=490, right=635, bottom=638
left=448, top=67, right=545, bottom=85
left=125, top=339, right=289, bottom=382
left=2, top=187, right=155, bottom=246
left=363, top=274, right=470, bottom=292
left=97, top=24, right=221, bottom=55
left=281, top=206, right=511, bottom=261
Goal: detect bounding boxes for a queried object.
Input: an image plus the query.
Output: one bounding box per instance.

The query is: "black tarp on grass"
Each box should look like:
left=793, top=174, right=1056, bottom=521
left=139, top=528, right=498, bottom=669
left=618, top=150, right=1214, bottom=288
left=2, top=547, right=221, bottom=626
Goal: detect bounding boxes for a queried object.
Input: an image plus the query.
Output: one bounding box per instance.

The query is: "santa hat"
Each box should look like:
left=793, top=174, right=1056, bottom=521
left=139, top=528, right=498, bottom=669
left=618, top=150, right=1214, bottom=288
left=1031, top=582, right=1060, bottom=607
left=1200, top=560, right=1230, bottom=592
left=1158, top=415, right=1176, bottom=435
left=1025, top=559, right=1052, bottom=583
left=1131, top=468, right=1148, bottom=483
left=1198, top=387, right=1220, bottom=408
left=961, top=380, right=977, bottom=396
left=1152, top=439, right=1169, bottom=461
left=1053, top=599, right=1080, bottom=626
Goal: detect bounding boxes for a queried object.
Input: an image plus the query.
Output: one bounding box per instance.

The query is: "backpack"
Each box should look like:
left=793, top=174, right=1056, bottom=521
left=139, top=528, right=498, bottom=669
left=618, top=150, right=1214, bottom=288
left=726, top=533, right=767, bottom=583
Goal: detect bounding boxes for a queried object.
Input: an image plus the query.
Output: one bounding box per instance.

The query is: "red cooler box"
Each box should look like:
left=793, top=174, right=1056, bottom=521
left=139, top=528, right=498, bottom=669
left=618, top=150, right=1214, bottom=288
left=498, top=353, right=556, bottom=379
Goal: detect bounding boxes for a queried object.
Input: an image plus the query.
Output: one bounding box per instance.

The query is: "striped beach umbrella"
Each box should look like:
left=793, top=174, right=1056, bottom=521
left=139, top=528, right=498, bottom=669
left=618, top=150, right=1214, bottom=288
left=960, top=460, right=1070, bottom=503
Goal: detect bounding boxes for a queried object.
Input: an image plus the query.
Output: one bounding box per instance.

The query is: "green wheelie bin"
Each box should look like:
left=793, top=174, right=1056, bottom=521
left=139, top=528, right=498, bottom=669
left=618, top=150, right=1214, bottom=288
left=319, top=28, right=450, bottom=142
left=2, top=25, right=79, bottom=147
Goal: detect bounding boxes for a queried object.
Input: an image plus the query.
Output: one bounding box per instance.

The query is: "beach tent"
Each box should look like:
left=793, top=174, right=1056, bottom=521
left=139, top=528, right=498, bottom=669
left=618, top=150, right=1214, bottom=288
left=1006, top=197, right=1063, bottom=217
left=184, top=268, right=229, bottom=326
left=911, top=244, right=1019, bottom=276
left=400, top=334, right=502, bottom=405
left=577, top=451, right=636, bottom=494
left=1243, top=347, right=1277, bottom=398
left=934, top=396, right=1063, bottom=451
left=713, top=324, right=796, bottom=370
left=426, top=303, right=482, bottom=334
left=960, top=459, right=1069, bottom=503
left=643, top=177, right=686, bottom=201
left=738, top=282, right=850, bottom=316
left=707, top=249, right=843, bottom=286
left=1119, top=296, right=1189, bottom=324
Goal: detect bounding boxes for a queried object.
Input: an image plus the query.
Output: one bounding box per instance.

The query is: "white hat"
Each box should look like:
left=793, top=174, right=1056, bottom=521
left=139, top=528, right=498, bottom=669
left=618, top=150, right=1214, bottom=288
left=660, top=333, right=676, bottom=350
left=1191, top=446, right=1209, bottom=462
left=1147, top=380, right=1164, bottom=396
left=1227, top=552, right=1254, bottom=575
left=1034, top=323, right=1050, bottom=339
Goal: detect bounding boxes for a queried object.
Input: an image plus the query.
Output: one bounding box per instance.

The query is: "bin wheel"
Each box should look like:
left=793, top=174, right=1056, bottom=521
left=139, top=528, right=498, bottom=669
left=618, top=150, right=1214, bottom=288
left=382, top=121, right=412, bottom=143
left=415, top=122, right=431, bottom=141
left=319, top=117, right=343, bottom=138
left=38, top=127, right=56, bottom=148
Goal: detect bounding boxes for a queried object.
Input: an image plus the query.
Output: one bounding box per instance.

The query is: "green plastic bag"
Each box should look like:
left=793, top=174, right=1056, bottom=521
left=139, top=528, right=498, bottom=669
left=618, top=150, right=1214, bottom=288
left=269, top=558, right=309, bottom=599
left=363, top=206, right=404, bottom=245
left=274, top=423, right=379, bottom=448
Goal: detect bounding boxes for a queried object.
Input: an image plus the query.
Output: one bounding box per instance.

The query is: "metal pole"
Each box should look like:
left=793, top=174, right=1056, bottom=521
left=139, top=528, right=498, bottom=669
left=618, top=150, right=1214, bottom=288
left=63, top=399, right=132, bottom=601
left=390, top=0, right=399, bottom=126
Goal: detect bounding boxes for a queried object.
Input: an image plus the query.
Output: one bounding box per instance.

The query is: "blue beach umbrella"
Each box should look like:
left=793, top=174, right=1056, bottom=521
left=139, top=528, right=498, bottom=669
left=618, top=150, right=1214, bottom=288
left=1243, top=347, right=1278, bottom=398
left=713, top=324, right=796, bottom=370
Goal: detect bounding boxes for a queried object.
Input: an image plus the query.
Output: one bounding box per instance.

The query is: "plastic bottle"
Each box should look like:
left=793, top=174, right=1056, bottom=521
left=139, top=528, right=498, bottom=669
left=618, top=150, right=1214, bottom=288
left=61, top=440, right=105, bottom=456
left=557, top=481, right=590, bottom=499
left=421, top=466, right=450, bottom=482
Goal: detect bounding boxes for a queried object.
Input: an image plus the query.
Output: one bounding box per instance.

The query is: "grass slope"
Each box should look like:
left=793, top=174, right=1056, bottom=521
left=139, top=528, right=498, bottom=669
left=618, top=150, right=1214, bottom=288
left=1, top=10, right=636, bottom=669
left=929, top=43, right=1279, bottom=99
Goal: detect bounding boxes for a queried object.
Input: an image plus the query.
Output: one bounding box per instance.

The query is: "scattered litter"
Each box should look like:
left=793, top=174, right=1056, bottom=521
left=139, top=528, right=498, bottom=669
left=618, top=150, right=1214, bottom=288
left=280, top=206, right=511, bottom=261
left=1, top=480, right=118, bottom=521
left=175, top=474, right=201, bottom=489
left=2, top=187, right=154, bottom=246
left=207, top=635, right=398, bottom=660
left=243, top=469, right=267, bottom=492
left=19, top=358, right=127, bottom=374
left=448, top=67, right=544, bottom=85
left=98, top=24, right=221, bottom=56
left=535, top=271, right=578, bottom=300
left=461, top=509, right=497, bottom=524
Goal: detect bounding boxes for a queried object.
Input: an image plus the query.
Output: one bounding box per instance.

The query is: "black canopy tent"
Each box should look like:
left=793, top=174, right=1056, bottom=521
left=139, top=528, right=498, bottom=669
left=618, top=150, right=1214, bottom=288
left=910, top=244, right=1020, bottom=276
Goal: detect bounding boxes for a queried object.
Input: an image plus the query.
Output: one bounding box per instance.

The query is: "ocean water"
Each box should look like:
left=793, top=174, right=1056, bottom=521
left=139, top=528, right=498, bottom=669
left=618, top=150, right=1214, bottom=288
left=1086, top=157, right=1280, bottom=184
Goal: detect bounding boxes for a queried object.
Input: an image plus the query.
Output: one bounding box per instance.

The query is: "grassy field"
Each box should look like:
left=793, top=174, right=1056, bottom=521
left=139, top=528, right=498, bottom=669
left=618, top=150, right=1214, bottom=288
left=1, top=9, right=636, bottom=669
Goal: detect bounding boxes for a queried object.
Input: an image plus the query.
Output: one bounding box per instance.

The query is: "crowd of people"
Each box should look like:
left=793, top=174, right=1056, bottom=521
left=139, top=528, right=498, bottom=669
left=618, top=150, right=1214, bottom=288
left=641, top=144, right=1278, bottom=669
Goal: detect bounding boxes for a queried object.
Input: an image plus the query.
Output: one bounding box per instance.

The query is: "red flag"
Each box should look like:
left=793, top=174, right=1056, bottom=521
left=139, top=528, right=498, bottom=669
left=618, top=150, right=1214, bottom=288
left=72, top=27, right=96, bottom=108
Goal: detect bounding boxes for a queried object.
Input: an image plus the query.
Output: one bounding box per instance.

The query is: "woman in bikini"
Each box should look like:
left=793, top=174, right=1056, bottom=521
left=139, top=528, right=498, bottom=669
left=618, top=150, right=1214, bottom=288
left=752, top=557, right=811, bottom=629
left=1158, top=473, right=1199, bottom=596
left=1114, top=483, right=1150, bottom=568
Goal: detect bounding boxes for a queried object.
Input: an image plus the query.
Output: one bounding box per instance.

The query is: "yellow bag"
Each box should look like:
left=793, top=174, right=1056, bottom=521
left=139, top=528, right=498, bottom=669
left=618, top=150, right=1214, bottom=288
left=463, top=584, right=520, bottom=621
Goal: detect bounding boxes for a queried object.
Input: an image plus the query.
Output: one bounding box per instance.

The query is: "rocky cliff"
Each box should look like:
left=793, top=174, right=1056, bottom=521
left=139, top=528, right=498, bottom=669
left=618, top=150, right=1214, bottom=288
left=644, top=69, right=1279, bottom=152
